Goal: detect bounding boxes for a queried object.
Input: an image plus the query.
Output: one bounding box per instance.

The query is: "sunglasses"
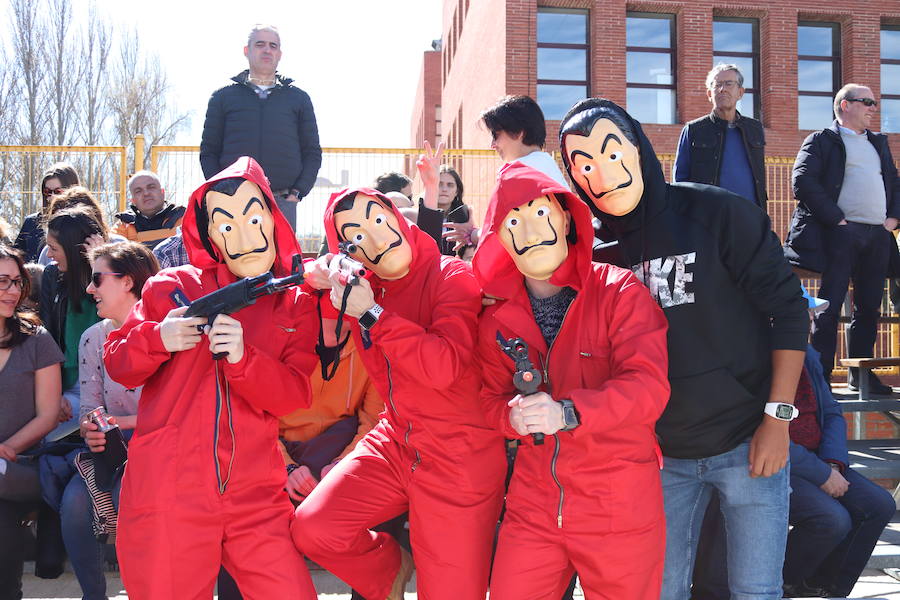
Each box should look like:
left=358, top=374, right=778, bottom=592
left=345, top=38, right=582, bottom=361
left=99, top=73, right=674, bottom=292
left=42, top=186, right=63, bottom=197
left=0, top=276, right=24, bottom=291
left=91, top=272, right=123, bottom=287
left=847, top=97, right=878, bottom=107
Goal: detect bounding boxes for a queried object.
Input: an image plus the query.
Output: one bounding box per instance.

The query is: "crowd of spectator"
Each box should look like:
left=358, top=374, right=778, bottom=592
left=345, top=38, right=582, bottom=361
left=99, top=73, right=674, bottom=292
left=1, top=26, right=899, bottom=600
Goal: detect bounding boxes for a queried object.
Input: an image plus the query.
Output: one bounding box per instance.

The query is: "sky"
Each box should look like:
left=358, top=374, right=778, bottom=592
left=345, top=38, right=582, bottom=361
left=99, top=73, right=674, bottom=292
left=86, top=0, right=443, bottom=148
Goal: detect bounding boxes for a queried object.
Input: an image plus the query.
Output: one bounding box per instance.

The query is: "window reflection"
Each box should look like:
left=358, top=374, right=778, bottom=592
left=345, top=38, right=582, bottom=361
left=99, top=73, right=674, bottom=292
left=538, top=48, right=587, bottom=81
left=627, top=88, right=675, bottom=124
left=882, top=29, right=900, bottom=60
left=538, top=85, right=588, bottom=121
left=712, top=18, right=759, bottom=119
left=537, top=11, right=587, bottom=44
left=798, top=25, right=833, bottom=56
left=798, top=60, right=836, bottom=92
left=626, top=13, right=675, bottom=124
left=798, top=96, right=834, bottom=130
left=713, top=21, right=753, bottom=53
left=883, top=99, right=900, bottom=133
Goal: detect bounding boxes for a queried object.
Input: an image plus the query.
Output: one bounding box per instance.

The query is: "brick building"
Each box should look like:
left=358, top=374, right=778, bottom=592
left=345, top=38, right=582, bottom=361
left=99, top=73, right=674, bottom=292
left=412, top=0, right=900, bottom=160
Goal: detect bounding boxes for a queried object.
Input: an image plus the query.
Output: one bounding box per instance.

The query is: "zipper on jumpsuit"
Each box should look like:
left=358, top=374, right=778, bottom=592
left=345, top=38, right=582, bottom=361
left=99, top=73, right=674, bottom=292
left=541, top=299, right=576, bottom=529
left=385, top=357, right=421, bottom=472
left=213, top=361, right=236, bottom=495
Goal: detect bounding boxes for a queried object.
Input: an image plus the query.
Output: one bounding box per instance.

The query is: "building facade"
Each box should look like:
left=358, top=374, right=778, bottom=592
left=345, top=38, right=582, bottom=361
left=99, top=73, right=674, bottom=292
left=413, top=0, right=900, bottom=159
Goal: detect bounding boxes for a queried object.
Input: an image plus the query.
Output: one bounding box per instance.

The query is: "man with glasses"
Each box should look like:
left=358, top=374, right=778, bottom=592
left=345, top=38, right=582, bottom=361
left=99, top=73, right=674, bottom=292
left=674, top=64, right=767, bottom=211
left=786, top=83, right=900, bottom=395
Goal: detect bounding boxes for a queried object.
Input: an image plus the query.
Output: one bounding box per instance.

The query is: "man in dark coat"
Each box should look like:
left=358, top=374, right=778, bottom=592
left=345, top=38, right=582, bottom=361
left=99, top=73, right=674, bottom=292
left=784, top=83, right=900, bottom=394
left=200, top=24, right=322, bottom=232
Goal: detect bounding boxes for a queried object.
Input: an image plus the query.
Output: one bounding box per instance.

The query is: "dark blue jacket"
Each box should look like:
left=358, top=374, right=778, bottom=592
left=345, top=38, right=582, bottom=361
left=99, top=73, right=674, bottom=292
left=784, top=121, right=900, bottom=273
left=200, top=70, right=322, bottom=197
left=13, top=212, right=45, bottom=263
left=789, top=346, right=849, bottom=486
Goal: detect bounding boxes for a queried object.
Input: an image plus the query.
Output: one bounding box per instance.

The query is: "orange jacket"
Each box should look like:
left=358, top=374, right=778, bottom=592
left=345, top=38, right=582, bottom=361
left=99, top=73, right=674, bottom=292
left=278, top=335, right=383, bottom=465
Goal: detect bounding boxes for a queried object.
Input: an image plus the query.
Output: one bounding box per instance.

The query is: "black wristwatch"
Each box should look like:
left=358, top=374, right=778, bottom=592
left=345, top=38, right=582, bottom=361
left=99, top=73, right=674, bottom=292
left=359, top=303, right=384, bottom=330
left=559, top=398, right=580, bottom=431
left=286, top=463, right=301, bottom=476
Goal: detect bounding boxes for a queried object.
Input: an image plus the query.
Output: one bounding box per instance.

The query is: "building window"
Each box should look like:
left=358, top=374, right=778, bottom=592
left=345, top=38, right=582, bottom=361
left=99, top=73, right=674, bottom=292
left=435, top=105, right=442, bottom=145
left=626, top=12, right=676, bottom=124
left=882, top=26, right=900, bottom=133
left=713, top=17, right=760, bottom=119
left=536, top=7, right=589, bottom=120
left=798, top=22, right=841, bottom=130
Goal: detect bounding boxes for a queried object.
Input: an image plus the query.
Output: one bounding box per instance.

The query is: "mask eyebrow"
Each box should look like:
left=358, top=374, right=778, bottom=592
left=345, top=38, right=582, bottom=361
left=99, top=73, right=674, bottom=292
left=365, top=200, right=383, bottom=219
left=242, top=197, right=265, bottom=215
left=570, top=149, right=593, bottom=162
left=601, top=133, right=621, bottom=154
left=211, top=207, right=234, bottom=221
left=340, top=222, right=361, bottom=239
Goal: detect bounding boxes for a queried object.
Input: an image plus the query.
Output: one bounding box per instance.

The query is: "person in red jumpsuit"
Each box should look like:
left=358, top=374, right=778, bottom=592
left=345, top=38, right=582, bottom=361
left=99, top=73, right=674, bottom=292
left=474, top=162, right=670, bottom=599
left=291, top=188, right=506, bottom=600
left=104, top=156, right=319, bottom=599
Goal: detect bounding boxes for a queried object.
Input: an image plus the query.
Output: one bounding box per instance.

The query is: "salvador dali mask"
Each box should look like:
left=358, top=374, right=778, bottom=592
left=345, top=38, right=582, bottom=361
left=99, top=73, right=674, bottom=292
left=205, top=179, right=277, bottom=278
left=334, top=193, right=413, bottom=280
left=562, top=118, right=644, bottom=217
left=497, top=194, right=570, bottom=281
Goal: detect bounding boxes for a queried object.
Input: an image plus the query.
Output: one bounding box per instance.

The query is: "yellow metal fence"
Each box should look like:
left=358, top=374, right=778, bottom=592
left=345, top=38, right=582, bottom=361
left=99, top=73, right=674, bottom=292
left=0, top=143, right=897, bottom=371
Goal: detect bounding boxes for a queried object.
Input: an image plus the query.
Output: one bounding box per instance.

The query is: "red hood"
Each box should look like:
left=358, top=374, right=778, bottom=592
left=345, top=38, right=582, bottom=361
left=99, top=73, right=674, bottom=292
left=182, top=156, right=301, bottom=279
left=323, top=187, right=438, bottom=287
left=474, top=162, right=593, bottom=298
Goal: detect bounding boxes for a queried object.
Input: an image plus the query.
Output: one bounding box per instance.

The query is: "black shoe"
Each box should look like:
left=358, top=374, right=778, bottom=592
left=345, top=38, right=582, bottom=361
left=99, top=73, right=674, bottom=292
left=782, top=582, right=829, bottom=598
left=847, top=368, right=894, bottom=396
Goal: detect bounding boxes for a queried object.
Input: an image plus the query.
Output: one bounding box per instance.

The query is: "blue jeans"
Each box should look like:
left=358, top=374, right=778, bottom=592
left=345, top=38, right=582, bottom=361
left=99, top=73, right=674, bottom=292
left=60, top=473, right=120, bottom=600
left=784, top=467, right=895, bottom=595
left=661, top=440, right=790, bottom=600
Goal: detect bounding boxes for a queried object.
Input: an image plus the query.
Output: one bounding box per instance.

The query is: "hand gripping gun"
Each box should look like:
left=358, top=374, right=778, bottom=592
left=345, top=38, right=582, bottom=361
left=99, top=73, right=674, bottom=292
left=328, top=241, right=367, bottom=286
left=496, top=332, right=545, bottom=445
left=171, top=255, right=305, bottom=360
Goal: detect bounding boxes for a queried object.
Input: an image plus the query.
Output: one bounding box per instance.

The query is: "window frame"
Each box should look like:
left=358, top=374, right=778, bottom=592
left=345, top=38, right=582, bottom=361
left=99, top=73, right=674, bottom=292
left=882, top=24, right=900, bottom=132
left=797, top=21, right=842, bottom=129
left=536, top=6, right=590, bottom=120
left=712, top=16, right=760, bottom=120
left=625, top=11, right=677, bottom=124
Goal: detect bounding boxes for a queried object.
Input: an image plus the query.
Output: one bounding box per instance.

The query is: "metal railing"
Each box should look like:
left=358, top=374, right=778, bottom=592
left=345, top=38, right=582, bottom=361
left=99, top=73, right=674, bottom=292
left=1, top=141, right=898, bottom=372
left=0, top=145, right=127, bottom=232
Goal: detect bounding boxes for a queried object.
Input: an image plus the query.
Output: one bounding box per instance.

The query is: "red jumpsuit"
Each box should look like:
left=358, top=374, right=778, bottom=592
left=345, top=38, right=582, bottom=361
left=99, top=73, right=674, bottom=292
left=104, top=158, right=318, bottom=599
left=474, top=164, right=670, bottom=600
left=291, top=188, right=506, bottom=600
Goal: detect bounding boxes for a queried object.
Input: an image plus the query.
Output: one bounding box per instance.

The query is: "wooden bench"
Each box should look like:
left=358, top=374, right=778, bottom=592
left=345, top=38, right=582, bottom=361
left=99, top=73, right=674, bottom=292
left=840, top=358, right=900, bottom=401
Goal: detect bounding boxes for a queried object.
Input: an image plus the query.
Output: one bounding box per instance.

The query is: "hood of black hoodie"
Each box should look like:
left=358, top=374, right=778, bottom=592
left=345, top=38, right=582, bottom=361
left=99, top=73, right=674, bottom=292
left=558, top=98, right=668, bottom=237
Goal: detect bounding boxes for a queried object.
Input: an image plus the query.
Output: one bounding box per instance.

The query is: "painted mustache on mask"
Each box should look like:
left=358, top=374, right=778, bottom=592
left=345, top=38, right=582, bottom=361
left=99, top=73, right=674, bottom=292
left=510, top=221, right=559, bottom=255
left=588, top=164, right=633, bottom=200
left=359, top=225, right=404, bottom=265
left=223, top=229, right=270, bottom=260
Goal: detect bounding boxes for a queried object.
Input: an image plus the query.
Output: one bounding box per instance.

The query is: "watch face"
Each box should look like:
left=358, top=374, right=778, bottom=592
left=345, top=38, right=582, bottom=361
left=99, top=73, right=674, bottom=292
left=775, top=404, right=793, bottom=419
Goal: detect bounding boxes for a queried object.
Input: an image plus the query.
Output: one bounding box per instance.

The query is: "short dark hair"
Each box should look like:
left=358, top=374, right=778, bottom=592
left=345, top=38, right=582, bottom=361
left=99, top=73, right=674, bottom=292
left=480, top=95, right=547, bottom=148
left=46, top=206, right=107, bottom=313
left=0, top=244, right=40, bottom=348
left=89, top=241, right=160, bottom=300
left=374, top=172, right=412, bottom=195
left=559, top=105, right=639, bottom=148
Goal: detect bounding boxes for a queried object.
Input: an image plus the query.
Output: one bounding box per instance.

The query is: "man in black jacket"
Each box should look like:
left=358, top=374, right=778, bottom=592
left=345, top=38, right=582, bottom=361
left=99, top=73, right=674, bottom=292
left=785, top=83, right=900, bottom=394
left=114, top=170, right=185, bottom=248
left=200, top=24, right=322, bottom=231
left=673, top=64, right=767, bottom=211
left=559, top=98, right=808, bottom=600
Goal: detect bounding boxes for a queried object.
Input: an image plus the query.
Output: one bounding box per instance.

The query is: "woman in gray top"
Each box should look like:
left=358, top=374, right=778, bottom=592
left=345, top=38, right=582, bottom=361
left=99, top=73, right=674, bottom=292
left=61, top=241, right=158, bottom=600
left=0, top=243, right=64, bottom=597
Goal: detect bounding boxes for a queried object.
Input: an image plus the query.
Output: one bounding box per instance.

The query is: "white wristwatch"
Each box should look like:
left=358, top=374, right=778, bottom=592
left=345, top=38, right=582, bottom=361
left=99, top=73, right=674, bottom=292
left=764, top=402, right=799, bottom=421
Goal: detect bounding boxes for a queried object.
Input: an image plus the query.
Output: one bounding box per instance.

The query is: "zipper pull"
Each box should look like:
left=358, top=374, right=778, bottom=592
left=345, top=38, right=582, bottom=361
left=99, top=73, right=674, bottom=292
left=557, top=515, right=563, bottom=528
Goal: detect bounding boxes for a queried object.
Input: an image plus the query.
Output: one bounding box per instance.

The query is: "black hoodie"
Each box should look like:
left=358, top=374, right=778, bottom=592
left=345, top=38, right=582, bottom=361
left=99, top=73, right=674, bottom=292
left=560, top=98, right=808, bottom=459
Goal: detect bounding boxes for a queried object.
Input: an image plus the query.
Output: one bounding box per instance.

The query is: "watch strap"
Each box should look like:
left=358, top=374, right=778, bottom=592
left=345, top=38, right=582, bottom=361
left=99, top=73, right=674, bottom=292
left=559, top=398, right=580, bottom=431
left=764, top=402, right=799, bottom=421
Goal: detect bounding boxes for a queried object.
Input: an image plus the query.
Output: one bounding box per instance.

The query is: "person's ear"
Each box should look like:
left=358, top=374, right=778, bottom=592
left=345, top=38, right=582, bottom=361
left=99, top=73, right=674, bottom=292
left=564, top=210, right=572, bottom=236
left=122, top=274, right=135, bottom=296
left=243, top=45, right=250, bottom=59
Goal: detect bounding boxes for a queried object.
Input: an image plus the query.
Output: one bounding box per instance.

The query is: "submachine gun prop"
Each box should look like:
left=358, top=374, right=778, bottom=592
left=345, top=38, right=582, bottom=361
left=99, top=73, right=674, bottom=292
left=496, top=332, right=545, bottom=445
left=171, top=255, right=305, bottom=360
left=328, top=241, right=367, bottom=286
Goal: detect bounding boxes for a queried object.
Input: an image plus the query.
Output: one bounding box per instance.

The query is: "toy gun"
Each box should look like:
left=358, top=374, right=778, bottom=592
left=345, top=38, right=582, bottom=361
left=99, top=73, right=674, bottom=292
left=328, top=241, right=367, bottom=286
left=496, top=332, right=545, bottom=445
left=171, top=255, right=305, bottom=360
